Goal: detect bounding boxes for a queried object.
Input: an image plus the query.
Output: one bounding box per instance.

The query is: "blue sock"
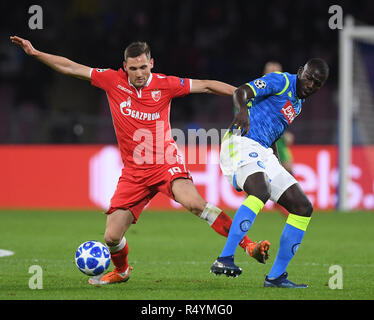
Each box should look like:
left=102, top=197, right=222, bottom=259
left=220, top=195, right=264, bottom=258
left=268, top=214, right=311, bottom=279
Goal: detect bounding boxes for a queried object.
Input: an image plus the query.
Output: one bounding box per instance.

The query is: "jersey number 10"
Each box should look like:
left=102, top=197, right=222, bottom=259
left=168, top=167, right=182, bottom=176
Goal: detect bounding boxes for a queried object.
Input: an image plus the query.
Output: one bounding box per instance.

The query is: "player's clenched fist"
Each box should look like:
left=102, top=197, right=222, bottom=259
left=10, top=36, right=38, bottom=56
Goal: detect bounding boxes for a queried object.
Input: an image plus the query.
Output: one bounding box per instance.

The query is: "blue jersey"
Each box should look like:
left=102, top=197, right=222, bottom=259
left=243, top=72, right=304, bottom=148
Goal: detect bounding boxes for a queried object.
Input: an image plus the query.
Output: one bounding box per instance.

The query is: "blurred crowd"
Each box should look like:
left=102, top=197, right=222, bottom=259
left=1, top=0, right=374, bottom=144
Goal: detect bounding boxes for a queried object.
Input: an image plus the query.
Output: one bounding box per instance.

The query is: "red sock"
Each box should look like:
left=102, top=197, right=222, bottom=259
left=211, top=211, right=253, bottom=249
left=110, top=242, right=129, bottom=273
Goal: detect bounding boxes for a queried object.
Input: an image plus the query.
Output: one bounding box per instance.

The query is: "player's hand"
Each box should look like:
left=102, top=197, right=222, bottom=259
left=10, top=36, right=38, bottom=56
left=229, top=109, right=250, bottom=136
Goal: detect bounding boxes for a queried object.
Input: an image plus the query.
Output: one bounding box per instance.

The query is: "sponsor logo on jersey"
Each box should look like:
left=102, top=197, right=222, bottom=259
left=254, top=79, right=266, bottom=89
left=120, top=97, right=132, bottom=110
left=120, top=97, right=160, bottom=121
left=151, top=89, right=161, bottom=102
left=281, top=100, right=296, bottom=124
left=117, top=84, right=133, bottom=95
left=96, top=68, right=108, bottom=72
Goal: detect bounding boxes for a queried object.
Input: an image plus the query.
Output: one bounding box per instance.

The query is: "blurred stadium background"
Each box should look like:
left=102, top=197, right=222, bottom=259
left=1, top=0, right=374, bottom=212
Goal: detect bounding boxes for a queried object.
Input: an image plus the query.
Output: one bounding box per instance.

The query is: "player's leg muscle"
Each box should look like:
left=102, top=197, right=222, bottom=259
left=171, top=178, right=207, bottom=216
left=104, top=209, right=134, bottom=246
left=242, top=172, right=271, bottom=204
left=277, top=183, right=313, bottom=217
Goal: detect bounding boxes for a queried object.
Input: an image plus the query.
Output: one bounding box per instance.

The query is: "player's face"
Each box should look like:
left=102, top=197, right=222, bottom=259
left=123, top=53, right=154, bottom=88
left=296, top=65, right=327, bottom=99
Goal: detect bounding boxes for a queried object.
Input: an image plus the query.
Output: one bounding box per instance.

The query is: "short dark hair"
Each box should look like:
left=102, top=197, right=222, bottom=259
left=306, top=58, right=329, bottom=78
left=124, top=42, right=151, bottom=61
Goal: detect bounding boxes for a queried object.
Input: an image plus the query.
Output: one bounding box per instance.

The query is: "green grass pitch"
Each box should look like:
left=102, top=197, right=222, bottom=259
left=0, top=209, right=373, bottom=300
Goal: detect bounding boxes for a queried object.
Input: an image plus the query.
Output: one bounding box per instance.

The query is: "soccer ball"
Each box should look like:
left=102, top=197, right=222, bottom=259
left=75, top=241, right=111, bottom=276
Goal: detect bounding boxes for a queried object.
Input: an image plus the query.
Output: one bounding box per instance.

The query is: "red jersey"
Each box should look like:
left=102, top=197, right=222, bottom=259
left=90, top=68, right=191, bottom=169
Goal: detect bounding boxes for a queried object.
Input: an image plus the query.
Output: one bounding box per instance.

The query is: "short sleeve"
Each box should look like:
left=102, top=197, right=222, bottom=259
left=247, top=72, right=288, bottom=98
left=90, top=68, right=117, bottom=91
left=167, top=76, right=191, bottom=98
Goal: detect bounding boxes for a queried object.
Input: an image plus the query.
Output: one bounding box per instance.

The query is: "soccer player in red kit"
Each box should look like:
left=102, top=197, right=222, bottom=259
left=10, top=36, right=270, bottom=284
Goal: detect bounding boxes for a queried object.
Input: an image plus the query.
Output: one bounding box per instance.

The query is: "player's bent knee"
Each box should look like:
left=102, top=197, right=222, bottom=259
left=186, top=200, right=206, bottom=216
left=104, top=233, right=122, bottom=247
left=303, top=200, right=314, bottom=217
left=294, top=199, right=313, bottom=217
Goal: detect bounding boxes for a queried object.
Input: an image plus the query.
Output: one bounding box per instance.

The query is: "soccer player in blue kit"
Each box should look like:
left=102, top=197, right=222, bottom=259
left=210, top=58, right=329, bottom=288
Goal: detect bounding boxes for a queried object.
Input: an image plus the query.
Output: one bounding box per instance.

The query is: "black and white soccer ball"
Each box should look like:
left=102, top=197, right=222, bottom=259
left=75, top=241, right=110, bottom=276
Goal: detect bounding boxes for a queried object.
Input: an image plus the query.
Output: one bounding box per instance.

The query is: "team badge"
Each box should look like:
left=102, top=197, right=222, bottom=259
left=151, top=90, right=161, bottom=102
left=292, top=243, right=301, bottom=255
left=249, top=152, right=258, bottom=158
left=240, top=220, right=251, bottom=232
left=257, top=160, right=266, bottom=169
left=254, top=79, right=266, bottom=89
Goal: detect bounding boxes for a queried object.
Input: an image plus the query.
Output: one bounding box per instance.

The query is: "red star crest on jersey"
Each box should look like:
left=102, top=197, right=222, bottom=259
left=151, top=89, right=161, bottom=102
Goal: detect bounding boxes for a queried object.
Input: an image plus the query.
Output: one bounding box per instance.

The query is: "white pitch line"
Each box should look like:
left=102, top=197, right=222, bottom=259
left=130, top=260, right=374, bottom=268
left=0, top=249, right=14, bottom=258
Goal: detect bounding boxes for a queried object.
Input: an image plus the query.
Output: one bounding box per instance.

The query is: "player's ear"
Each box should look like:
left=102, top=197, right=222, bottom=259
left=149, top=58, right=154, bottom=70
left=297, top=66, right=304, bottom=78
left=123, top=61, right=127, bottom=72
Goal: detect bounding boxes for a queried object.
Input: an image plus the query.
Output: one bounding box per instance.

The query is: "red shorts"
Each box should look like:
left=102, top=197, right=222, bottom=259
left=106, top=162, right=191, bottom=223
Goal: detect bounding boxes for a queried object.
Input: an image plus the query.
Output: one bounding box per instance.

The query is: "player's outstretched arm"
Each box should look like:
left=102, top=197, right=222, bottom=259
left=190, top=79, right=236, bottom=96
left=10, top=36, right=91, bottom=81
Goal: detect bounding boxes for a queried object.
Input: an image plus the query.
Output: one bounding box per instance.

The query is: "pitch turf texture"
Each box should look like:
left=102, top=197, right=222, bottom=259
left=0, top=209, right=373, bottom=300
